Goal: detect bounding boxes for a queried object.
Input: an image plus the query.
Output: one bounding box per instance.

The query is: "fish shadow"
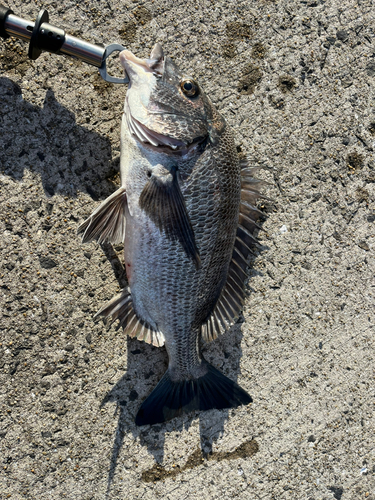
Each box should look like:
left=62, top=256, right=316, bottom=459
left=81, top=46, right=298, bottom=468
left=100, top=244, right=266, bottom=497
left=0, top=77, right=119, bottom=200
left=101, top=334, right=242, bottom=497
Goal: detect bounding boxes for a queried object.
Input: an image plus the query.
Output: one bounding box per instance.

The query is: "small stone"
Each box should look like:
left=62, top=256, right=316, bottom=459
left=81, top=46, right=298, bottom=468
left=366, top=62, right=375, bottom=77
left=45, top=203, right=54, bottom=215
left=56, top=438, right=69, bottom=447
left=347, top=151, right=363, bottom=171
left=9, top=360, right=19, bottom=375
left=336, top=30, right=349, bottom=42
left=358, top=241, right=370, bottom=251
left=57, top=404, right=68, bottom=416
left=41, top=364, right=56, bottom=377
left=39, top=256, right=57, bottom=269
left=129, top=390, right=138, bottom=401
left=278, top=75, right=296, bottom=92
left=340, top=73, right=353, bottom=88
left=43, top=401, right=56, bottom=412
left=328, top=486, right=344, bottom=500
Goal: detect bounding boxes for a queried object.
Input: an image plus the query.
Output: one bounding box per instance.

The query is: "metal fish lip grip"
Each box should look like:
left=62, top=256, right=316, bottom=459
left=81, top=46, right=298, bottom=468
left=0, top=4, right=128, bottom=84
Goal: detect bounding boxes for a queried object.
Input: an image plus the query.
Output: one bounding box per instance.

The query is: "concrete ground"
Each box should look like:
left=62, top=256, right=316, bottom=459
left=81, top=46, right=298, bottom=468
left=0, top=0, right=374, bottom=498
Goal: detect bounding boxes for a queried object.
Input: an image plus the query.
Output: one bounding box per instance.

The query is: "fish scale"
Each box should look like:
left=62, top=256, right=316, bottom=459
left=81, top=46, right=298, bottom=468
left=78, top=43, right=265, bottom=426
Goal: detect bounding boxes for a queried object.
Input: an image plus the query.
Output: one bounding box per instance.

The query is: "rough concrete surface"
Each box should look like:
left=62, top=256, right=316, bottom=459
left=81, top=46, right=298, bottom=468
left=0, top=0, right=374, bottom=498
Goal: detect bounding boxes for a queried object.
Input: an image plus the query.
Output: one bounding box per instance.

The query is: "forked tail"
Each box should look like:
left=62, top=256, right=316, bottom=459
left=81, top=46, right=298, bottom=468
left=135, top=360, right=252, bottom=426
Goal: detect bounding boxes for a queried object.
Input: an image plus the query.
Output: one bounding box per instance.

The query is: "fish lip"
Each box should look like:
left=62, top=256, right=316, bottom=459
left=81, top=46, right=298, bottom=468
left=119, top=50, right=163, bottom=78
left=120, top=50, right=150, bottom=70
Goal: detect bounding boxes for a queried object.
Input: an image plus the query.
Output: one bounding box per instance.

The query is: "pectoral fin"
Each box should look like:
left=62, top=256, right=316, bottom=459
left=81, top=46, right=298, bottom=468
left=139, top=166, right=201, bottom=269
left=78, top=187, right=127, bottom=244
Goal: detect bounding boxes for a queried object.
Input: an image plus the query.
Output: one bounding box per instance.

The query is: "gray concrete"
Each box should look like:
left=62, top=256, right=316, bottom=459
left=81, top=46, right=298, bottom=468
left=1, top=0, right=374, bottom=498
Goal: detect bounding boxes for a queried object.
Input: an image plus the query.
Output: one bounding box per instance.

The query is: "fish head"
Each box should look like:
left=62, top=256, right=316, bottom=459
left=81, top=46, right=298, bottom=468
left=119, top=43, right=225, bottom=151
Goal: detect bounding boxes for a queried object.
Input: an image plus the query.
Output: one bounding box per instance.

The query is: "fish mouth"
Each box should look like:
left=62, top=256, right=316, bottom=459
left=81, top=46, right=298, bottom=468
left=119, top=43, right=165, bottom=79
left=125, top=98, right=205, bottom=153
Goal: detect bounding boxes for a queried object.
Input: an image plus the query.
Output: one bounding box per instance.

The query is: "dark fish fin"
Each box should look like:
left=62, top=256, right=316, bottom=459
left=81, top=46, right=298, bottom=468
left=135, top=361, right=252, bottom=426
left=78, top=187, right=127, bottom=244
left=139, top=166, right=201, bottom=269
left=95, top=288, right=165, bottom=347
left=201, top=166, right=267, bottom=342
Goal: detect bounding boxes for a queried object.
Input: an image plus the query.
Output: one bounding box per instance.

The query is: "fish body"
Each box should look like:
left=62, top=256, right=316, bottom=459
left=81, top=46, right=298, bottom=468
left=78, top=44, right=264, bottom=425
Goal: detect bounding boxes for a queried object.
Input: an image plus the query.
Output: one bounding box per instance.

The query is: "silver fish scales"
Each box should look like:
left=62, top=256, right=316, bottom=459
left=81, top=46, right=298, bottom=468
left=78, top=44, right=265, bottom=425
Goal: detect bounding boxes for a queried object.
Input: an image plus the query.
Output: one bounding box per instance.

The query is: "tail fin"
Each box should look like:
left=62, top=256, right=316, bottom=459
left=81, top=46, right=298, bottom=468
left=135, top=362, right=252, bottom=426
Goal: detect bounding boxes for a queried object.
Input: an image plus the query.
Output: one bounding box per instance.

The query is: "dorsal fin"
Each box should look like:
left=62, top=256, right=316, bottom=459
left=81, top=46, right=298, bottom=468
left=95, top=288, right=165, bottom=347
left=201, top=163, right=268, bottom=342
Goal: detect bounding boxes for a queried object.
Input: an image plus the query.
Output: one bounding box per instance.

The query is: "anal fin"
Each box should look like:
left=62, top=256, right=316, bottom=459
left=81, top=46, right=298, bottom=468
left=95, top=288, right=165, bottom=347
left=78, top=187, right=127, bottom=244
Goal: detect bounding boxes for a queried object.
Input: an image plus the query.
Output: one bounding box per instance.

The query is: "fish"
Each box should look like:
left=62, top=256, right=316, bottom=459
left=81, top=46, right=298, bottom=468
left=78, top=43, right=265, bottom=426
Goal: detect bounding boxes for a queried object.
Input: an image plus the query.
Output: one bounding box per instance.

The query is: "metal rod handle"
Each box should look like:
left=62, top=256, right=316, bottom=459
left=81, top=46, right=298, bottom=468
left=0, top=5, right=128, bottom=83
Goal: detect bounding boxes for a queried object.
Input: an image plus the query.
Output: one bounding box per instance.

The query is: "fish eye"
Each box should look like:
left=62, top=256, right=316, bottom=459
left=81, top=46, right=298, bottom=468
left=180, top=79, right=199, bottom=97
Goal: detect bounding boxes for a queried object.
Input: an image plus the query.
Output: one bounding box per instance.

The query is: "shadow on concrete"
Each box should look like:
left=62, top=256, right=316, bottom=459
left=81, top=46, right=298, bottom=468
left=0, top=77, right=119, bottom=200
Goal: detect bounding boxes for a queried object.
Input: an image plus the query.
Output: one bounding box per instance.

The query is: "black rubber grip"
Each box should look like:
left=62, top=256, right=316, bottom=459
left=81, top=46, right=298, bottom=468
left=0, top=4, right=13, bottom=39
left=28, top=9, right=66, bottom=60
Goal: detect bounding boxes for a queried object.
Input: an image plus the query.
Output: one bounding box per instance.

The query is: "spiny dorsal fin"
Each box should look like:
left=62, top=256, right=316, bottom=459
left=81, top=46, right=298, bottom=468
left=78, top=187, right=127, bottom=244
left=201, top=164, right=267, bottom=342
left=95, top=288, right=165, bottom=347
left=139, top=165, right=201, bottom=269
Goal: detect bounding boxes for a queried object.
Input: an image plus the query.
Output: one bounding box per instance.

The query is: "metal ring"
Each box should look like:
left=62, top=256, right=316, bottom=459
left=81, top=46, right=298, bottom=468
left=99, top=43, right=129, bottom=84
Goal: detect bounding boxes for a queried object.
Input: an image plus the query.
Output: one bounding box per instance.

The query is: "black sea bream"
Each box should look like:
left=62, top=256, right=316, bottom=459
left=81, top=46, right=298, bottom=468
left=78, top=44, right=264, bottom=426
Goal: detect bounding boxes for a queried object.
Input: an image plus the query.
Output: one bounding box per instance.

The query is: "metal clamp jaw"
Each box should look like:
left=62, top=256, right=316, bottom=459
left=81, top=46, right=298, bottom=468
left=99, top=44, right=129, bottom=85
